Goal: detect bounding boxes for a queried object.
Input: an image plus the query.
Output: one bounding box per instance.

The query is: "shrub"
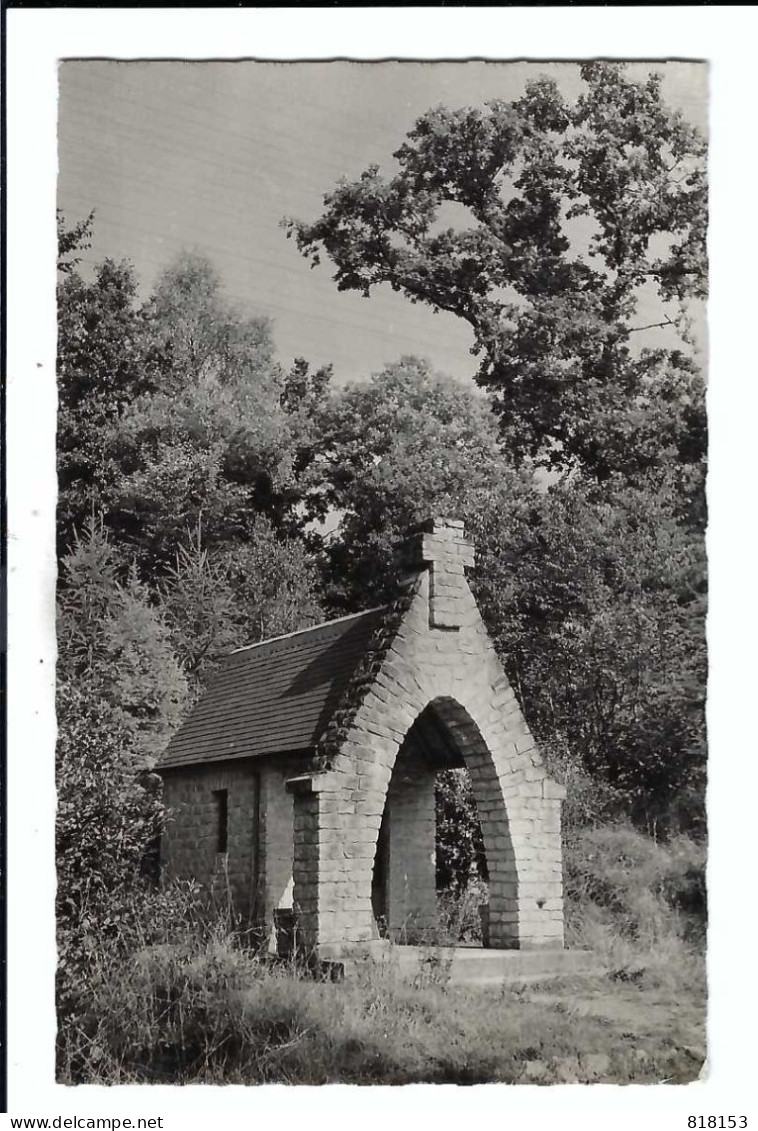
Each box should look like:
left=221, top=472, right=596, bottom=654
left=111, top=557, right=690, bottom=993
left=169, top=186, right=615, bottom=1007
left=435, top=769, right=487, bottom=892
left=564, top=820, right=707, bottom=961
left=56, top=685, right=164, bottom=965
left=57, top=913, right=705, bottom=1086
left=55, top=681, right=210, bottom=1072
left=437, top=876, right=489, bottom=945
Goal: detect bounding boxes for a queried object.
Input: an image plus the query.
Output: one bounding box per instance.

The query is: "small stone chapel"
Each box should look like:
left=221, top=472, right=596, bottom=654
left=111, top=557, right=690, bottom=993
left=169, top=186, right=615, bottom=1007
left=157, top=518, right=566, bottom=960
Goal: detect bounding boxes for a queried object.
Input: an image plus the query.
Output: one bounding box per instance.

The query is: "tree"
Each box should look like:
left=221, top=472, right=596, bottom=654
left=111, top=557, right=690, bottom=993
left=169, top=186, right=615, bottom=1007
left=56, top=237, right=326, bottom=713
left=286, top=66, right=707, bottom=831
left=279, top=357, right=334, bottom=499
left=301, top=351, right=705, bottom=829
left=469, top=473, right=706, bottom=832
left=57, top=209, right=94, bottom=276
left=101, top=253, right=313, bottom=572
left=157, top=516, right=324, bottom=692
left=57, top=254, right=160, bottom=551
left=141, top=250, right=278, bottom=393
left=302, top=355, right=532, bottom=609
left=287, top=63, right=706, bottom=485
left=58, top=516, right=189, bottom=765
left=57, top=242, right=330, bottom=573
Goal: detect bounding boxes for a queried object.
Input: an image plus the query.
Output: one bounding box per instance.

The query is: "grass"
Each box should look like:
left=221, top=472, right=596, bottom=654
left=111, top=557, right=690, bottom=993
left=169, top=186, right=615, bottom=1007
left=57, top=822, right=707, bottom=1085
left=58, top=939, right=706, bottom=1085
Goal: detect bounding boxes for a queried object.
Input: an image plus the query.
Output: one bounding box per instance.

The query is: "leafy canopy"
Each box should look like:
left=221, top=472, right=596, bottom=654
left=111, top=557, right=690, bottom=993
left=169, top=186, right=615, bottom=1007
left=302, top=356, right=530, bottom=609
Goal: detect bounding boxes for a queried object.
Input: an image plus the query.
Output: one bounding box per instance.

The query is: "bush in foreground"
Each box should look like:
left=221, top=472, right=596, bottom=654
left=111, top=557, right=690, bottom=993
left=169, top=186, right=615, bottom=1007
left=564, top=821, right=706, bottom=978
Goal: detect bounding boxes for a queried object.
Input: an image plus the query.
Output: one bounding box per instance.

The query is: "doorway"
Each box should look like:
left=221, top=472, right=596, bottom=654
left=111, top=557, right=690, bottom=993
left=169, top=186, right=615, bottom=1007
left=369, top=700, right=489, bottom=946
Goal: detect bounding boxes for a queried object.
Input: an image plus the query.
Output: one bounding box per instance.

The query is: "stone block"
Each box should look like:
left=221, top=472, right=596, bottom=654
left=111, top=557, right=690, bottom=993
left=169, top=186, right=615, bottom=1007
left=542, top=778, right=567, bottom=801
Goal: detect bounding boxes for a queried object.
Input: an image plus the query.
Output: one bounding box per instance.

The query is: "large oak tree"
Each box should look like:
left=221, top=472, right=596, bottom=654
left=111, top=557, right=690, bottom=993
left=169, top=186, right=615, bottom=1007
left=288, top=63, right=707, bottom=487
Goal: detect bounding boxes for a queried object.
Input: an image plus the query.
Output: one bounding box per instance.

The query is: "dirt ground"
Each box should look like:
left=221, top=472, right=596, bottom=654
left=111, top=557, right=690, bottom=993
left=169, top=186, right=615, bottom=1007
left=492, top=969, right=707, bottom=1084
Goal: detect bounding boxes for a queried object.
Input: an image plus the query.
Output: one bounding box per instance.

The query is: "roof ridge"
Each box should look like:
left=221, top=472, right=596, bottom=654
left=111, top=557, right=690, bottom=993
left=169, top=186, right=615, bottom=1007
left=230, top=604, right=389, bottom=655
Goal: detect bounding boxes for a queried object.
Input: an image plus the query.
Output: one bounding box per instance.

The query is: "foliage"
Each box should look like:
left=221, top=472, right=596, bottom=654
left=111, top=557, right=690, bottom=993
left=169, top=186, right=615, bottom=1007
left=56, top=246, right=324, bottom=578
left=57, top=901, right=704, bottom=1085
left=303, top=356, right=529, bottom=609
left=468, top=473, right=706, bottom=830
left=58, top=516, right=189, bottom=762
left=57, top=209, right=94, bottom=275
left=283, top=62, right=708, bottom=826
left=279, top=356, right=334, bottom=481
left=216, top=519, right=323, bottom=644
left=55, top=681, right=167, bottom=1033
left=288, top=63, right=706, bottom=484
left=57, top=254, right=160, bottom=551
left=435, top=769, right=487, bottom=892
left=55, top=685, right=160, bottom=932
left=157, top=516, right=324, bottom=691
left=98, top=255, right=301, bottom=572
left=293, top=350, right=704, bottom=827
left=142, top=250, right=277, bottom=392
left=563, top=821, right=706, bottom=956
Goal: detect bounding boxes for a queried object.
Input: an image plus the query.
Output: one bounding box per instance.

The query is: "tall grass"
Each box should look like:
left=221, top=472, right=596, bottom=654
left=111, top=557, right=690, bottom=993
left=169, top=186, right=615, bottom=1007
left=57, top=934, right=705, bottom=1084
left=564, top=820, right=706, bottom=982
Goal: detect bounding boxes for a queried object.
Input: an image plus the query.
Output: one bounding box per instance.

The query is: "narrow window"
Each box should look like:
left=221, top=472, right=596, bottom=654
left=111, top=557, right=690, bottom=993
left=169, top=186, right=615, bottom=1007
left=213, top=789, right=228, bottom=854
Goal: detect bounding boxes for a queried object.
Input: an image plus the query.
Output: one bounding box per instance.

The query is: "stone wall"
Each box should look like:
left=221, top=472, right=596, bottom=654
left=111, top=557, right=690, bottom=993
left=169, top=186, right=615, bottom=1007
left=161, top=753, right=309, bottom=940
left=259, top=757, right=308, bottom=948
left=161, top=760, right=262, bottom=923
left=289, top=518, right=566, bottom=957
left=384, top=743, right=437, bottom=940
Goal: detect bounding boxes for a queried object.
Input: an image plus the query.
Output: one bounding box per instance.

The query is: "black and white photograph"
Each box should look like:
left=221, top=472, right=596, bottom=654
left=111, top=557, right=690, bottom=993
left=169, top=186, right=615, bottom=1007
left=5, top=6, right=757, bottom=1122
left=52, top=55, right=709, bottom=1087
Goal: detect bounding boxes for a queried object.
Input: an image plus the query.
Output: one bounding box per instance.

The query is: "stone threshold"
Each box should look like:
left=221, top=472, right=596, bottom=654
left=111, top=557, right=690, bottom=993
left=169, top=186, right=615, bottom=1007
left=335, top=944, right=600, bottom=985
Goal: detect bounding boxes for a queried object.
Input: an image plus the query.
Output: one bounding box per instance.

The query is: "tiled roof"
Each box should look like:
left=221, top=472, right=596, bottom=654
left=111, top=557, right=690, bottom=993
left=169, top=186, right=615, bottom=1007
left=157, top=606, right=388, bottom=770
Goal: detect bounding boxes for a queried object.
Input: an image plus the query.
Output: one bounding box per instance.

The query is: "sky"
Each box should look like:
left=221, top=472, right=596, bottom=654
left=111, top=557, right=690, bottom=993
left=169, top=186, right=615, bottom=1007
left=57, top=60, right=708, bottom=385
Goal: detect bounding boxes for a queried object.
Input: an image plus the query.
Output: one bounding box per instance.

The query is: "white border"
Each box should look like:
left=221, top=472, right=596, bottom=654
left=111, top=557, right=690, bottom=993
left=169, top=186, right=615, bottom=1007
left=6, top=6, right=757, bottom=1125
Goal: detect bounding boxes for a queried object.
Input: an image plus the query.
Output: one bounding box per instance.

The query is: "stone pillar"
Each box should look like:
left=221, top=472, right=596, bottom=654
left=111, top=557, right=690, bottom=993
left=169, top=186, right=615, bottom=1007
left=287, top=775, right=322, bottom=954
left=503, top=784, right=565, bottom=949
left=385, top=763, right=437, bottom=942
left=287, top=771, right=378, bottom=959
left=486, top=781, right=565, bottom=950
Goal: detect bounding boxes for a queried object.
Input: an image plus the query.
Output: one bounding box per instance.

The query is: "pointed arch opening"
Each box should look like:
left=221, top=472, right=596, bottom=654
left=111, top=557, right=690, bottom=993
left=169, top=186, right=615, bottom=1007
left=369, top=697, right=519, bottom=948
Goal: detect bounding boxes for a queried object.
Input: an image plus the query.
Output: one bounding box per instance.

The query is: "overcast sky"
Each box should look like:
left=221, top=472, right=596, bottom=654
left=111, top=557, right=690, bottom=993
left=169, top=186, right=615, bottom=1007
left=57, top=60, right=708, bottom=385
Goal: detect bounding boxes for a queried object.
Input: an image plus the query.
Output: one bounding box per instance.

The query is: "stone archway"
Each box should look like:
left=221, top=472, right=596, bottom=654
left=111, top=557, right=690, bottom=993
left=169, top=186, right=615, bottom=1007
left=288, top=685, right=563, bottom=958
left=367, top=697, right=520, bottom=947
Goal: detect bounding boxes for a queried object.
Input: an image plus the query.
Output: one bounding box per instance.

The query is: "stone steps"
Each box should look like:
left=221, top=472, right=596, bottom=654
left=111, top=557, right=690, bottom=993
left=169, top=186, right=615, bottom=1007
left=340, top=945, right=600, bottom=985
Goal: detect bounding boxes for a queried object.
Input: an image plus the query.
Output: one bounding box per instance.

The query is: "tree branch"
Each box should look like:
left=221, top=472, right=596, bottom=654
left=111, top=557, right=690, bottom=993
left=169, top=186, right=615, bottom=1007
left=629, top=316, right=675, bottom=334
